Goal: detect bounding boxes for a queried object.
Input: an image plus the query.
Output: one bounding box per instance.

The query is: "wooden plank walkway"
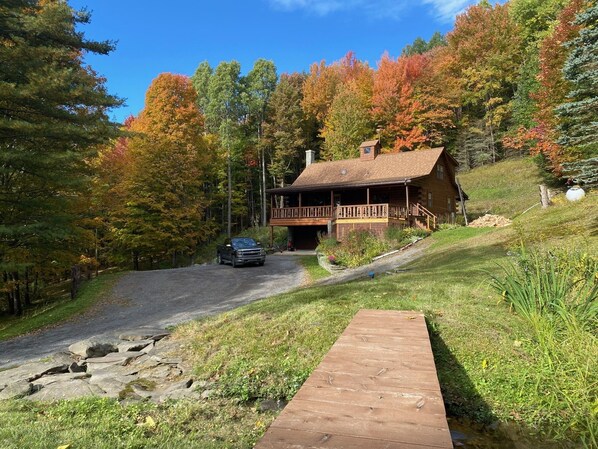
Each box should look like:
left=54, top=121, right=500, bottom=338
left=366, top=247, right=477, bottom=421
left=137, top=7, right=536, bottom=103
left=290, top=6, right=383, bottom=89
left=254, top=309, right=452, bottom=449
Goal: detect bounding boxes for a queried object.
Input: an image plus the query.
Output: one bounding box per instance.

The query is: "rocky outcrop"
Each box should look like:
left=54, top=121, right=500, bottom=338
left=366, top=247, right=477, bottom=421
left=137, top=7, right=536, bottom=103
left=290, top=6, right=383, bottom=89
left=0, top=328, right=208, bottom=403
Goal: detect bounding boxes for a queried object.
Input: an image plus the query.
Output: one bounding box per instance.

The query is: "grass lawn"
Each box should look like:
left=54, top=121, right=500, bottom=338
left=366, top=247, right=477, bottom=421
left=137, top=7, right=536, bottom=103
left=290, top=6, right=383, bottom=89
left=0, top=159, right=595, bottom=448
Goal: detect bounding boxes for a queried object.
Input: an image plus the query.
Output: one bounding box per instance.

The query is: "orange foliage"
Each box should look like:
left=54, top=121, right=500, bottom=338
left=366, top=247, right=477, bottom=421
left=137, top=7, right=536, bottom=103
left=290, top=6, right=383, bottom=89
left=372, top=51, right=455, bottom=152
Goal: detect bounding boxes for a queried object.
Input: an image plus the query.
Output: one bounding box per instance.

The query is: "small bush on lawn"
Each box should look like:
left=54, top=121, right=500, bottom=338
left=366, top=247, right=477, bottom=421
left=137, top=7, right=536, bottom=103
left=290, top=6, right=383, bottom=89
left=385, top=226, right=430, bottom=246
left=317, top=230, right=389, bottom=268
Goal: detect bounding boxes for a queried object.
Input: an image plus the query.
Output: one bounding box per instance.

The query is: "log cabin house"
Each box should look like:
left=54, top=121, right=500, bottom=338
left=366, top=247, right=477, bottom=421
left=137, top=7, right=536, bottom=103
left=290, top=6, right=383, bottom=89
left=268, top=140, right=464, bottom=250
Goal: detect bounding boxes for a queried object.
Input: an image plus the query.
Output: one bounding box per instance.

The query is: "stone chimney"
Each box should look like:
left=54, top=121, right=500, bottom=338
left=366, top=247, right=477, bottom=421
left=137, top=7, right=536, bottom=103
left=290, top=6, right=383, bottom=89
left=306, top=150, right=315, bottom=168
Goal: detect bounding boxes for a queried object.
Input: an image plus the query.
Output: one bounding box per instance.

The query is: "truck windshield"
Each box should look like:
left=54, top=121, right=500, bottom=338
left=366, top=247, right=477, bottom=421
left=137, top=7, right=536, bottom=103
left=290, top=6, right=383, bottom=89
left=231, top=238, right=259, bottom=249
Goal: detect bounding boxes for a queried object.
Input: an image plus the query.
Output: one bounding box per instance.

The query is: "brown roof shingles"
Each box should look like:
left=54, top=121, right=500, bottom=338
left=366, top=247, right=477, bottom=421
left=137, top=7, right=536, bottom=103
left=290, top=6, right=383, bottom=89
left=291, top=147, right=445, bottom=189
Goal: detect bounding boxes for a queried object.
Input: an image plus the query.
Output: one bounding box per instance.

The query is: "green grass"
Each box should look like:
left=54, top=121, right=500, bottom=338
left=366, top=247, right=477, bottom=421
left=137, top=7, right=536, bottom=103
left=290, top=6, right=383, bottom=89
left=1, top=160, right=596, bottom=448
left=0, top=273, right=121, bottom=341
left=297, top=255, right=330, bottom=282
left=458, top=157, right=546, bottom=218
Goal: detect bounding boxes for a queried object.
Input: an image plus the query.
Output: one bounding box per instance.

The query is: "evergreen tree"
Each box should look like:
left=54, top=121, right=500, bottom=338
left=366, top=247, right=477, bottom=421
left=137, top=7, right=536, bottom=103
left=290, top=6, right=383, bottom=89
left=0, top=0, right=121, bottom=313
left=556, top=2, right=598, bottom=160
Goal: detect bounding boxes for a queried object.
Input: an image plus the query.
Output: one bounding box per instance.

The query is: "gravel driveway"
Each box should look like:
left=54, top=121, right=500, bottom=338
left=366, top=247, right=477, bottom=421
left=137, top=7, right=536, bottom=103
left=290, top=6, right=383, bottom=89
left=0, top=254, right=305, bottom=368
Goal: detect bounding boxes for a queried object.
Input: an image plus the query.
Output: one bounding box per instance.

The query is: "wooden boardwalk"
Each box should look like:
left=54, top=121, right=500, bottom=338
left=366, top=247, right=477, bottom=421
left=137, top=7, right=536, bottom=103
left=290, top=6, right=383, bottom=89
left=254, top=309, right=452, bottom=449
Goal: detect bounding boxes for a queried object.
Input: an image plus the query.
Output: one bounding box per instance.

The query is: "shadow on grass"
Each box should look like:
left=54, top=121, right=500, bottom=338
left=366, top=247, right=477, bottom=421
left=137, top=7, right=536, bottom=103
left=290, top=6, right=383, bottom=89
left=428, top=324, right=564, bottom=449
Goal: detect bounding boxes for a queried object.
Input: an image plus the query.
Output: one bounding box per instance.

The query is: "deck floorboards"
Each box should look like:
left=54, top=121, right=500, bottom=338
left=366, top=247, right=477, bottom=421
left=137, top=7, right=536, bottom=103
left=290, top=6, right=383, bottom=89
left=254, top=309, right=452, bottom=449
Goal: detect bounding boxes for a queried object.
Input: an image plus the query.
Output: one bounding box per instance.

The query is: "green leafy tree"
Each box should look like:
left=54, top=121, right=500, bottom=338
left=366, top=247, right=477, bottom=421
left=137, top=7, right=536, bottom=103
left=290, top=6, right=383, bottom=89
left=401, top=31, right=446, bottom=56
left=245, top=59, right=277, bottom=226
left=204, top=61, right=245, bottom=237
left=0, top=0, right=121, bottom=313
left=321, top=85, right=374, bottom=160
left=263, top=73, right=317, bottom=187
left=191, top=61, right=213, bottom=114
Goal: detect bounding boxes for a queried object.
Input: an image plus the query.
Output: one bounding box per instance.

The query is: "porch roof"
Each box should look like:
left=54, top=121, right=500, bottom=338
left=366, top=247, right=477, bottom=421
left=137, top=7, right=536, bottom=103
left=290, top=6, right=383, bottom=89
left=267, top=176, right=421, bottom=194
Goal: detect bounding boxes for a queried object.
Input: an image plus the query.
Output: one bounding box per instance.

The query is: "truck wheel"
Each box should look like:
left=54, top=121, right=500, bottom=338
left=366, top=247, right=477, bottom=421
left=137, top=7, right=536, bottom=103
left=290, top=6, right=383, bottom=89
left=217, top=253, right=223, bottom=265
left=258, top=261, right=265, bottom=266
left=232, top=256, right=238, bottom=268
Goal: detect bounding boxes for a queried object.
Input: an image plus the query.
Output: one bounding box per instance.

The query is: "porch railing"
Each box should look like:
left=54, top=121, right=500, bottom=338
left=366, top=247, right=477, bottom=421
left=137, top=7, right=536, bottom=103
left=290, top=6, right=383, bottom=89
left=270, top=202, right=437, bottom=228
left=270, top=205, right=334, bottom=220
left=336, top=204, right=389, bottom=219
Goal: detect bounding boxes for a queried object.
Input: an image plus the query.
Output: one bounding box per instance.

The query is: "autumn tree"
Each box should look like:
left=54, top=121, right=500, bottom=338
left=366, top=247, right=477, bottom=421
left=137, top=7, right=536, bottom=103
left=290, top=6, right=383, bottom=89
left=372, top=52, right=455, bottom=152
left=0, top=0, right=121, bottom=313
left=526, top=0, right=588, bottom=171
left=445, top=1, right=523, bottom=163
left=114, top=74, right=212, bottom=268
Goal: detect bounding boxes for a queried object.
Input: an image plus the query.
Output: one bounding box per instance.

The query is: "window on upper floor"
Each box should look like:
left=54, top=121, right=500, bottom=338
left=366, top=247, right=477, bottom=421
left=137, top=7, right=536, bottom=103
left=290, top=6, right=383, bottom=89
left=436, top=164, right=444, bottom=180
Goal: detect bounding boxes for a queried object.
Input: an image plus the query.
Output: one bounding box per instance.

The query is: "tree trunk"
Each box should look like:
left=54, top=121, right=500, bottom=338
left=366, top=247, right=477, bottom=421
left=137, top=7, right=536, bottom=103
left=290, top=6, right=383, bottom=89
left=227, top=147, right=232, bottom=238
left=70, top=265, right=81, bottom=300
left=539, top=184, right=552, bottom=208
left=133, top=252, right=140, bottom=271
left=4, top=272, right=15, bottom=315
left=24, top=267, right=31, bottom=307
left=12, top=272, right=22, bottom=316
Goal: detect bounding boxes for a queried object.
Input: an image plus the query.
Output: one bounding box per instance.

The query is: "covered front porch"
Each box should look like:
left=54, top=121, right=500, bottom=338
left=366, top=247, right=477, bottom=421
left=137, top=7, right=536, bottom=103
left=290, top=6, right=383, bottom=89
left=269, top=184, right=437, bottom=249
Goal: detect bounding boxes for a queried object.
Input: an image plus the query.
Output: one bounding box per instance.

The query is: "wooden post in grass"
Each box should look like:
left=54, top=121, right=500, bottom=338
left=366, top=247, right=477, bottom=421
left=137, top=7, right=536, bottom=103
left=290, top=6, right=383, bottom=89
left=457, top=179, right=468, bottom=226
left=539, top=184, right=552, bottom=208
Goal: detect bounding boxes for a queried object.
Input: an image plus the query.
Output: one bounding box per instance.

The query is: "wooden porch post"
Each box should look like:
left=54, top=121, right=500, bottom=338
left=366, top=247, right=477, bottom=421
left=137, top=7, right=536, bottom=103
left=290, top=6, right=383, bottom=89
left=299, top=193, right=302, bottom=208
left=367, top=188, right=370, bottom=205
left=405, top=182, right=410, bottom=215
left=330, top=190, right=334, bottom=206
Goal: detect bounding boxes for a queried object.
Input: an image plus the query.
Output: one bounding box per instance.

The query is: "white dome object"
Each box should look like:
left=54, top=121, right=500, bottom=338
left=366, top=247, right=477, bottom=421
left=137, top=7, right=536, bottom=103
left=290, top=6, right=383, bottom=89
left=566, top=186, right=585, bottom=202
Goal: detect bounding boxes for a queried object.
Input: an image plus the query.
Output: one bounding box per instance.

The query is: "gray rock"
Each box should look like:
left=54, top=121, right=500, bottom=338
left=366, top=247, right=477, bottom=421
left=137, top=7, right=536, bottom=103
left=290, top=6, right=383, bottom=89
left=138, top=364, right=182, bottom=381
left=117, top=328, right=170, bottom=342
left=0, top=359, right=69, bottom=386
left=0, top=380, right=33, bottom=400
left=68, top=338, right=118, bottom=359
left=117, top=339, right=154, bottom=353
left=259, top=399, right=287, bottom=412
left=86, top=351, right=145, bottom=374
left=156, top=388, right=201, bottom=403
left=89, top=373, right=134, bottom=398
left=200, top=389, right=215, bottom=399
left=163, top=378, right=193, bottom=392
left=32, top=372, right=89, bottom=387
left=26, top=379, right=105, bottom=401
left=68, top=361, right=86, bottom=373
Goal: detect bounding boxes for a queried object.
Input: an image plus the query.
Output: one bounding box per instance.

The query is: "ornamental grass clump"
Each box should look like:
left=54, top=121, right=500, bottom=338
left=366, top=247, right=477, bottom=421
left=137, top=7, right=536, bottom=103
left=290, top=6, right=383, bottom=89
left=492, top=248, right=597, bottom=334
left=492, top=247, right=598, bottom=446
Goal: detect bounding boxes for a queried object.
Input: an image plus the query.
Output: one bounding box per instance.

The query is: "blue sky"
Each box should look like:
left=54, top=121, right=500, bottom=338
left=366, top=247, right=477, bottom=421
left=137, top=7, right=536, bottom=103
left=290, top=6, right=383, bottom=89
left=69, top=0, right=484, bottom=123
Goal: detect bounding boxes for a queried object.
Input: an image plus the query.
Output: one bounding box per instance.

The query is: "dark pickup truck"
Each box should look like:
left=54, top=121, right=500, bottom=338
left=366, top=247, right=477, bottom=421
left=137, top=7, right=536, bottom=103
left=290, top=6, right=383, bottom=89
left=216, top=237, right=266, bottom=267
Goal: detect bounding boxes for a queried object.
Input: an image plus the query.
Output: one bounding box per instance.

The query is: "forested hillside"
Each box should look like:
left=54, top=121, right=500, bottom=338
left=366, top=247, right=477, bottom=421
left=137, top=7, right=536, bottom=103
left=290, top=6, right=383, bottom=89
left=1, top=0, right=597, bottom=317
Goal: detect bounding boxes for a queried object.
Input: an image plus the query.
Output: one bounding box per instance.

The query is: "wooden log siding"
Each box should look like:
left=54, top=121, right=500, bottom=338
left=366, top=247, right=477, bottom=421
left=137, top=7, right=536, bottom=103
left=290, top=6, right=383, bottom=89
left=336, top=204, right=388, bottom=219
left=271, top=205, right=334, bottom=220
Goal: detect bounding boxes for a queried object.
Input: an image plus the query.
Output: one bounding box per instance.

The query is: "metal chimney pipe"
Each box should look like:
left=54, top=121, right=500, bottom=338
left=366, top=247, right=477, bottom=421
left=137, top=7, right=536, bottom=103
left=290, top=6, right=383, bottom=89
left=306, top=150, right=315, bottom=167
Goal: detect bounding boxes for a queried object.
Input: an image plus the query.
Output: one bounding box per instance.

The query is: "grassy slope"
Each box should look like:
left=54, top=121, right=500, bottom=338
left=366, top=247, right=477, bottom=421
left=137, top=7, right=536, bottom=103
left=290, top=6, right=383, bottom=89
left=0, top=273, right=122, bottom=341
left=1, top=158, right=596, bottom=448
left=458, top=157, right=545, bottom=218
